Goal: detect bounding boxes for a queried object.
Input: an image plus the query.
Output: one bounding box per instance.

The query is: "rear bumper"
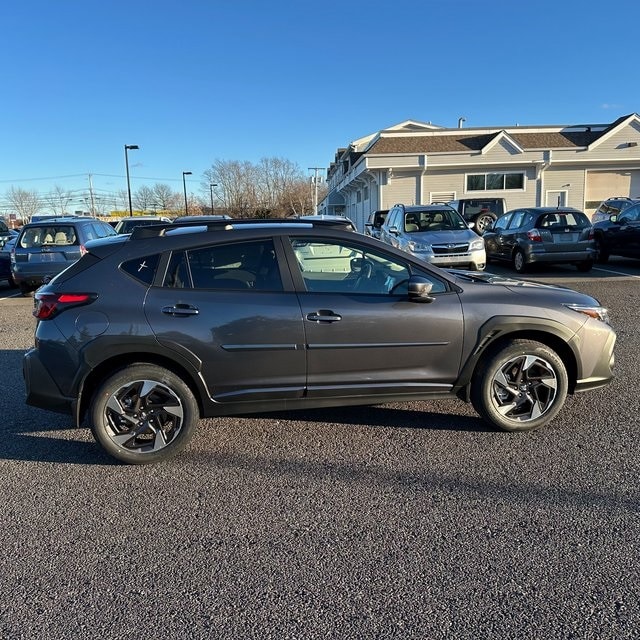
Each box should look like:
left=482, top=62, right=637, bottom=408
left=23, top=348, right=75, bottom=415
left=12, top=263, right=69, bottom=287
left=526, top=248, right=595, bottom=264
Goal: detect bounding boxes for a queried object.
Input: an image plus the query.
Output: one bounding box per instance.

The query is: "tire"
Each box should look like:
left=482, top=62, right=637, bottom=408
left=473, top=212, right=496, bottom=235
left=576, top=260, right=593, bottom=272
left=90, top=364, right=199, bottom=464
left=470, top=339, right=568, bottom=432
left=594, top=237, right=609, bottom=264
left=512, top=249, right=528, bottom=273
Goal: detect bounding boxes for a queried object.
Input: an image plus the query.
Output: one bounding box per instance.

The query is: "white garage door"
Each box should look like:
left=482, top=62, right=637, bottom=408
left=586, top=170, right=640, bottom=210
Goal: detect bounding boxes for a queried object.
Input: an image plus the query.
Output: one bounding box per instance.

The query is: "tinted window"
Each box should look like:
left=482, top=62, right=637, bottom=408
left=164, top=239, right=282, bottom=291
left=19, top=225, right=77, bottom=247
left=121, top=254, right=160, bottom=285
left=538, top=211, right=590, bottom=229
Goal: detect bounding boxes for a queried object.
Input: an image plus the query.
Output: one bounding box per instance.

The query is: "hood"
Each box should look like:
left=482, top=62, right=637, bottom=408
left=446, top=269, right=599, bottom=302
left=411, top=229, right=477, bottom=244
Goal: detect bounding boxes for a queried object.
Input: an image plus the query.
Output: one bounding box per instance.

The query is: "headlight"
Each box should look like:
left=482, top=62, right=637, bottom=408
left=563, top=303, right=610, bottom=325
left=469, top=238, right=485, bottom=251
left=408, top=240, right=430, bottom=252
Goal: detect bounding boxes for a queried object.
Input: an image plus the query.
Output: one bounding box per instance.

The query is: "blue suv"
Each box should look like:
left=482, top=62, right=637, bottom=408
left=12, top=216, right=117, bottom=295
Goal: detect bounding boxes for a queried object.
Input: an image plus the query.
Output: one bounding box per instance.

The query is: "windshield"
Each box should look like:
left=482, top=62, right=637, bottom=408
left=404, top=209, right=467, bottom=232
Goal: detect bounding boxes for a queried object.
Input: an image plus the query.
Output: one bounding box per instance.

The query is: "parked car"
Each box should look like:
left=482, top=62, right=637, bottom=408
left=11, top=217, right=117, bottom=295
left=114, top=216, right=172, bottom=234
left=591, top=196, right=640, bottom=223
left=592, top=201, right=640, bottom=263
left=364, top=210, right=389, bottom=239
left=0, top=236, right=18, bottom=288
left=24, top=217, right=615, bottom=464
left=483, top=207, right=595, bottom=273
left=446, top=198, right=506, bottom=234
left=379, top=204, right=486, bottom=270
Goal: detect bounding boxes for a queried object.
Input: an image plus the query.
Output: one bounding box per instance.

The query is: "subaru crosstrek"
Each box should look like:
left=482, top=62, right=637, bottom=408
left=24, top=218, right=615, bottom=464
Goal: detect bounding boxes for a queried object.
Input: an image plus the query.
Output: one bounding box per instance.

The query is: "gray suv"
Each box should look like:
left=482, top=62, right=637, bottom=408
left=24, top=218, right=615, bottom=464
left=379, top=204, right=486, bottom=270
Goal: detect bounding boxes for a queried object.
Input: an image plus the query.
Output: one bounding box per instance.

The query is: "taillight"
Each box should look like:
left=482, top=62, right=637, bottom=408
left=33, top=292, right=97, bottom=320
left=80, top=245, right=87, bottom=256
left=527, top=229, right=542, bottom=242
left=588, top=228, right=594, bottom=239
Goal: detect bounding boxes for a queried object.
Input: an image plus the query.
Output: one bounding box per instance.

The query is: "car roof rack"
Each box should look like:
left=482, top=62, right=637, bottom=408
left=129, top=217, right=354, bottom=240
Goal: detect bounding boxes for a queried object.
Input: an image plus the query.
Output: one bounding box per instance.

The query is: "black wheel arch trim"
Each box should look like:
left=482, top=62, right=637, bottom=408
left=454, top=316, right=580, bottom=400
left=75, top=336, right=207, bottom=427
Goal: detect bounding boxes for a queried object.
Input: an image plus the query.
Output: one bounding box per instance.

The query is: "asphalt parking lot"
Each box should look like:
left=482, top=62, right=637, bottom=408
left=0, top=260, right=639, bottom=639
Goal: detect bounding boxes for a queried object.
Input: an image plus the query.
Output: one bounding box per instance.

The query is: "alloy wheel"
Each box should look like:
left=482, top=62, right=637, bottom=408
left=490, top=354, right=558, bottom=422
left=103, top=379, right=184, bottom=454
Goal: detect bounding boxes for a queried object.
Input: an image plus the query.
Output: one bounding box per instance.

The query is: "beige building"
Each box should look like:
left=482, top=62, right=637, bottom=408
left=320, top=113, right=640, bottom=231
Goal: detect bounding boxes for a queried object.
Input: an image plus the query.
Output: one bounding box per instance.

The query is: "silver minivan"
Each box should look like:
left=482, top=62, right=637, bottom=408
left=379, top=204, right=486, bottom=270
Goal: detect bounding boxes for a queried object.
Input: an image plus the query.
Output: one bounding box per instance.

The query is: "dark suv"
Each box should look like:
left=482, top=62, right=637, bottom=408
left=447, top=198, right=506, bottom=234
left=24, top=218, right=615, bottom=464
left=12, top=217, right=117, bottom=295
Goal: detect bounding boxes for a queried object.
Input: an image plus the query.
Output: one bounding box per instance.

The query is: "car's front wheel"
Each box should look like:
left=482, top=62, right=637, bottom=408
left=90, top=364, right=199, bottom=464
left=470, top=340, right=568, bottom=432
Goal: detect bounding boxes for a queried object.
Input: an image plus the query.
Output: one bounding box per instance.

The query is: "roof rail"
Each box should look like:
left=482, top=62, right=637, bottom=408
left=129, top=217, right=354, bottom=240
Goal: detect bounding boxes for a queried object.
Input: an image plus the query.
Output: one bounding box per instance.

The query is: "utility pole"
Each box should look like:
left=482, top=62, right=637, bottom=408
left=88, top=173, right=96, bottom=217
left=308, top=167, right=326, bottom=214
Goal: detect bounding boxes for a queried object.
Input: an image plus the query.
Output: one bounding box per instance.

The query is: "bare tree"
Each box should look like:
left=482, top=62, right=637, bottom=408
left=133, top=185, right=154, bottom=213
left=45, top=185, right=73, bottom=216
left=4, top=186, right=41, bottom=223
left=151, top=183, right=181, bottom=214
left=203, top=157, right=313, bottom=218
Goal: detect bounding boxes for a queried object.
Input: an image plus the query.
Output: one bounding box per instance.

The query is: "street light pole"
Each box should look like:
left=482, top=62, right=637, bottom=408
left=124, top=144, right=139, bottom=216
left=182, top=171, right=192, bottom=215
left=209, top=183, right=218, bottom=215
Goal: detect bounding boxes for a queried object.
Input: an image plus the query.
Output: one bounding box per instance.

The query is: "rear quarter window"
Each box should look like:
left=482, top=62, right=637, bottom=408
left=120, top=254, right=161, bottom=285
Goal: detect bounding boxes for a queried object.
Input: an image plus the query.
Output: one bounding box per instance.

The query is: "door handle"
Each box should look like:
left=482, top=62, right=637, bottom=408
left=306, top=310, right=342, bottom=323
left=162, top=304, right=199, bottom=317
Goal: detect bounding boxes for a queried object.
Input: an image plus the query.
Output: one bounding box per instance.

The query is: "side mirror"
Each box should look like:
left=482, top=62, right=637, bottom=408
left=364, top=223, right=372, bottom=229
left=408, top=276, right=435, bottom=303
left=610, top=214, right=619, bottom=223
left=389, top=225, right=400, bottom=236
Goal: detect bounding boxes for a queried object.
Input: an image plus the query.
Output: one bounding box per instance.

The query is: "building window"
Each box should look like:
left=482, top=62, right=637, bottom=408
left=356, top=190, right=362, bottom=203
left=363, top=186, right=369, bottom=201
left=466, top=172, right=524, bottom=191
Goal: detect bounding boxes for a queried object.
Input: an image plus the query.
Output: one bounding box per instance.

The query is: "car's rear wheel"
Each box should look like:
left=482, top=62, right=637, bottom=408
left=90, top=364, right=199, bottom=464
left=512, top=249, right=528, bottom=273
left=471, top=340, right=568, bottom=432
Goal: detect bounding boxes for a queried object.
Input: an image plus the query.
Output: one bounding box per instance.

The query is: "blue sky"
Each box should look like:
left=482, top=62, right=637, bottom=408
left=1, top=0, right=638, bottom=206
